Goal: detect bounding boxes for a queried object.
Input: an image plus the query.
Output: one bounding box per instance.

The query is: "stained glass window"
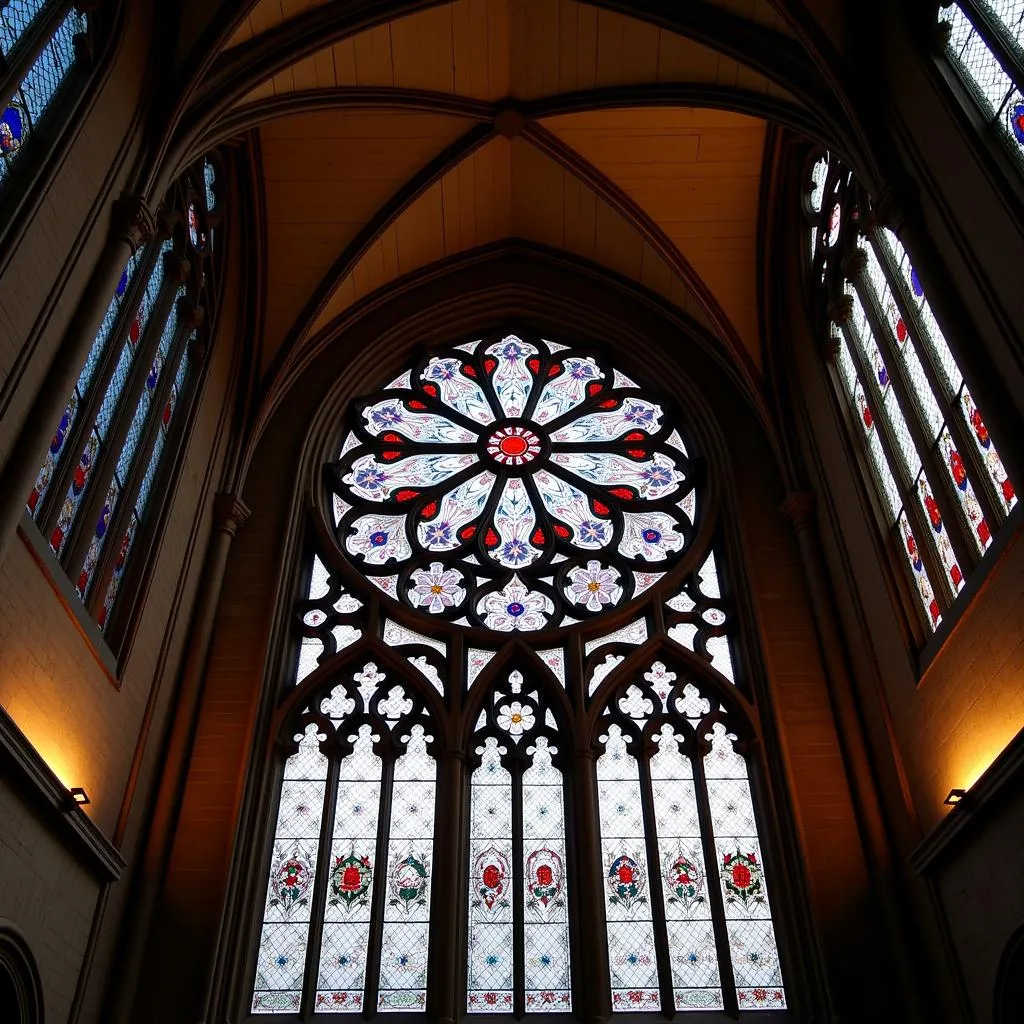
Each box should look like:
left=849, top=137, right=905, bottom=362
left=252, top=337, right=792, bottom=1020
left=939, top=2, right=1024, bottom=160
left=468, top=670, right=572, bottom=1013
left=1, top=2, right=88, bottom=182
left=597, top=661, right=785, bottom=1013
left=329, top=334, right=697, bottom=632
left=806, top=150, right=1017, bottom=635
left=25, top=156, right=221, bottom=644
left=252, top=659, right=438, bottom=1015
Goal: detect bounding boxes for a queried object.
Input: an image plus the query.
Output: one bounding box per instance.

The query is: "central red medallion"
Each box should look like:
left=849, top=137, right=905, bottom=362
left=487, top=424, right=542, bottom=466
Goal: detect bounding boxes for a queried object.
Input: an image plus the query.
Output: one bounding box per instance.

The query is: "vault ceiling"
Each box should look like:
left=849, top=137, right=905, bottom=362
left=194, top=0, right=823, bottom=390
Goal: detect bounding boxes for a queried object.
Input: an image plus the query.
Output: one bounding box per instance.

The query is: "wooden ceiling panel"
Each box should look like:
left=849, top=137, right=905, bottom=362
left=259, top=109, right=473, bottom=370
left=306, top=136, right=714, bottom=344
left=542, top=107, right=765, bottom=364
left=232, top=0, right=794, bottom=108
left=226, top=0, right=329, bottom=48
left=224, top=0, right=795, bottom=51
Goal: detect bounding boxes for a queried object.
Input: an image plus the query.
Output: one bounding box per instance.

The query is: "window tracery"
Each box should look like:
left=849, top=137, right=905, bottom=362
left=805, top=151, right=1016, bottom=635
left=0, top=1, right=89, bottom=183
left=249, top=332, right=789, bottom=1019
left=25, top=156, right=222, bottom=646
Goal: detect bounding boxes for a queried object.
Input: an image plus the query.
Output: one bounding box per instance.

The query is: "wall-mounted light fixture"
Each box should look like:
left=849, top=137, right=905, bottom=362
left=68, top=786, right=90, bottom=807
left=943, top=788, right=967, bottom=806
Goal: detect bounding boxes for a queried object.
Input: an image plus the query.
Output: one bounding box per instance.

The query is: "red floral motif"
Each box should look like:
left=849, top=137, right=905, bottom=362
left=949, top=449, right=967, bottom=488
left=482, top=864, right=501, bottom=890
left=536, top=864, right=553, bottom=886
left=731, top=863, right=752, bottom=888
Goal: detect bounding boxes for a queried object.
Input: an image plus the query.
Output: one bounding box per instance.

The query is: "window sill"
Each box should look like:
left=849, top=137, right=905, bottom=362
left=917, top=500, right=1024, bottom=681
left=17, top=510, right=119, bottom=684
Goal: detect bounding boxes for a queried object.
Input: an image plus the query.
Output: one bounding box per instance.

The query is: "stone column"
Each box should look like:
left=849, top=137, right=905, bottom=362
left=427, top=747, right=466, bottom=1024
left=780, top=490, right=930, bottom=1020
left=0, top=194, right=156, bottom=565
left=108, top=492, right=249, bottom=1024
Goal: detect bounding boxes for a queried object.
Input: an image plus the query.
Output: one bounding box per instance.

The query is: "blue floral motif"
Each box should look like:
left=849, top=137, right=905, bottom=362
left=623, top=401, right=656, bottom=429
left=642, top=465, right=673, bottom=487
left=507, top=601, right=525, bottom=617
left=355, top=465, right=387, bottom=489
left=500, top=340, right=526, bottom=361
left=642, top=528, right=661, bottom=544
left=501, top=538, right=530, bottom=564
left=371, top=406, right=403, bottom=428
left=424, top=521, right=452, bottom=546
left=369, top=531, right=389, bottom=547
left=578, top=520, right=608, bottom=544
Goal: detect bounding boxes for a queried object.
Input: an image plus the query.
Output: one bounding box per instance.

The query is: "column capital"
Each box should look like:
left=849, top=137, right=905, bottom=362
left=164, top=251, right=191, bottom=284
left=212, top=493, right=250, bottom=537
left=112, top=194, right=158, bottom=253
left=840, top=246, right=867, bottom=280
left=780, top=491, right=816, bottom=533
left=870, top=176, right=919, bottom=237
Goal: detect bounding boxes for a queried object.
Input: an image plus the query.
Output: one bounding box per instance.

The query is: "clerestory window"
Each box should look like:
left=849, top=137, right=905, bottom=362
left=249, top=333, right=787, bottom=1019
left=25, top=155, right=223, bottom=655
left=805, top=151, right=1016, bottom=636
left=1, top=1, right=92, bottom=183
left=936, top=2, right=1024, bottom=165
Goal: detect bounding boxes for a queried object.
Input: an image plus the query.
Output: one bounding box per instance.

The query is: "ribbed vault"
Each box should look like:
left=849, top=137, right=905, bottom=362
left=175, top=0, right=847, bottom=403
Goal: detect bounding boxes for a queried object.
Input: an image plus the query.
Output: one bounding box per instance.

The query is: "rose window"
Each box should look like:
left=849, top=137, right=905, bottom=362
left=330, top=334, right=698, bottom=631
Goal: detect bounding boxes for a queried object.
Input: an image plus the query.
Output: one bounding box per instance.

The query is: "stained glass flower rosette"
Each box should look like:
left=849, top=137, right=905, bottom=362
left=329, top=335, right=698, bottom=633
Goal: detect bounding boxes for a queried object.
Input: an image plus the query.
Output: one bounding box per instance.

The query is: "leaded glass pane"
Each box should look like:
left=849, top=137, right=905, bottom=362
left=28, top=246, right=149, bottom=519
left=522, top=736, right=571, bottom=1012
left=879, top=228, right=1018, bottom=518
left=597, top=725, right=660, bottom=1012
left=99, top=342, right=192, bottom=628
left=315, top=725, right=383, bottom=1013
left=704, top=724, right=786, bottom=1011
left=942, top=3, right=1024, bottom=154
left=252, top=725, right=328, bottom=1014
left=467, top=737, right=514, bottom=1012
left=377, top=726, right=436, bottom=1012
left=1, top=6, right=86, bottom=182
left=649, top=725, right=722, bottom=1011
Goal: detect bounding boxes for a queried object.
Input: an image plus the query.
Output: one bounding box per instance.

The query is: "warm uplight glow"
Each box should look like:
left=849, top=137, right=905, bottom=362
left=943, top=788, right=967, bottom=806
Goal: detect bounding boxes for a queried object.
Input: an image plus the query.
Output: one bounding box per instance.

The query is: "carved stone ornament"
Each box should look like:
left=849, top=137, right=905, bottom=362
left=827, top=294, right=854, bottom=327
left=113, top=194, right=158, bottom=253
left=213, top=493, right=251, bottom=537
left=841, top=247, right=868, bottom=280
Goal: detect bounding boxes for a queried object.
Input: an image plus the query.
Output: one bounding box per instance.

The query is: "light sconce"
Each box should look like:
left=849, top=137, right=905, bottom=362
left=67, top=786, right=91, bottom=808
left=943, top=788, right=967, bottom=807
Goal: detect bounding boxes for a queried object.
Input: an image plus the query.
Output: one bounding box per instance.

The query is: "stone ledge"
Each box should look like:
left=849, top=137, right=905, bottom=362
left=0, top=705, right=125, bottom=882
left=911, top=724, right=1024, bottom=875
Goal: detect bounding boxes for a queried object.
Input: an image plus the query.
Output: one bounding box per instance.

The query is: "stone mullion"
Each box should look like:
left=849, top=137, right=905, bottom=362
left=363, top=753, right=395, bottom=1015
left=61, top=257, right=189, bottom=583
left=427, top=749, right=466, bottom=1024
left=849, top=269, right=977, bottom=579
left=839, top=318, right=954, bottom=609
left=301, top=756, right=341, bottom=1020
left=636, top=745, right=674, bottom=1015
left=85, top=303, right=200, bottom=618
left=691, top=747, right=737, bottom=1017
left=570, top=746, right=611, bottom=1024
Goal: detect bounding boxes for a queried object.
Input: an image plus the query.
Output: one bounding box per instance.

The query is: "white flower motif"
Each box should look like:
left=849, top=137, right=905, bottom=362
left=477, top=574, right=553, bottom=632
left=408, top=561, right=465, bottom=613
left=566, top=560, right=623, bottom=612
left=496, top=701, right=536, bottom=736
left=619, top=512, right=684, bottom=561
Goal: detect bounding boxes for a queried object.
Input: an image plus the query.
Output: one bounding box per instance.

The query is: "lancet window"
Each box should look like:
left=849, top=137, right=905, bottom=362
left=248, top=331, right=790, bottom=1019
left=25, top=155, right=222, bottom=649
left=937, top=2, right=1024, bottom=161
left=806, top=152, right=1016, bottom=635
left=1, top=1, right=92, bottom=183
